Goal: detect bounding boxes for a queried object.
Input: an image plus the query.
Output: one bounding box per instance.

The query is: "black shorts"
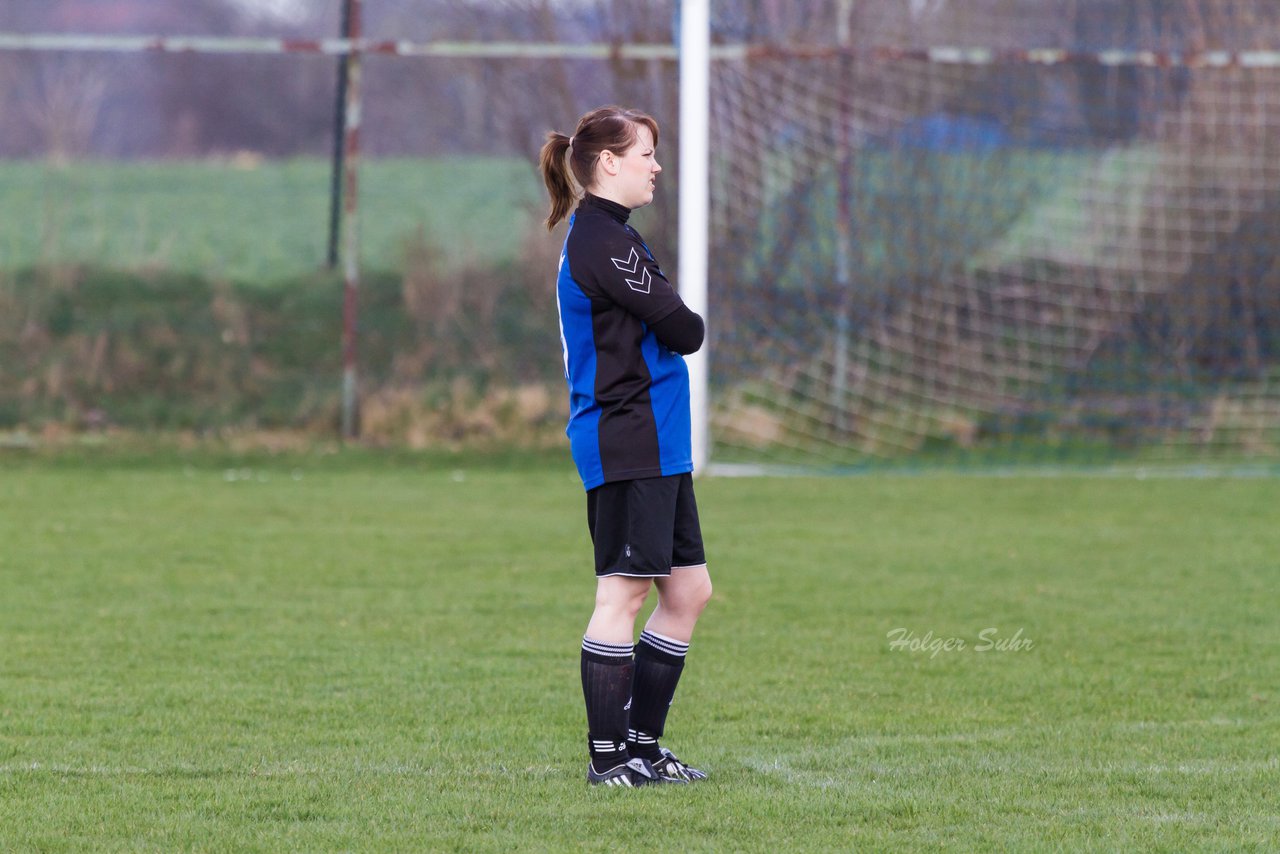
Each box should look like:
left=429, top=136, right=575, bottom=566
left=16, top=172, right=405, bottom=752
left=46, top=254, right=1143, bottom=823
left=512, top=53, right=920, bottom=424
left=585, top=473, right=706, bottom=578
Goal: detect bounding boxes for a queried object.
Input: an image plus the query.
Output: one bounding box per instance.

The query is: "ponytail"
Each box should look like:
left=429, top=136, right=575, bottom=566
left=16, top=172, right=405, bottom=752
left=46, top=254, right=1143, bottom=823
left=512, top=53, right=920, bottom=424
left=538, top=106, right=660, bottom=231
left=539, top=132, right=576, bottom=230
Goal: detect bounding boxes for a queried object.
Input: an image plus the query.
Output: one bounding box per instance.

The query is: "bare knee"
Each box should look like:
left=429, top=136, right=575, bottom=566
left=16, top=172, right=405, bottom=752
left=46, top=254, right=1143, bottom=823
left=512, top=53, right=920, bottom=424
left=585, top=577, right=652, bottom=644
left=689, top=576, right=713, bottom=614
left=594, top=579, right=651, bottom=621
left=662, top=573, right=713, bottom=619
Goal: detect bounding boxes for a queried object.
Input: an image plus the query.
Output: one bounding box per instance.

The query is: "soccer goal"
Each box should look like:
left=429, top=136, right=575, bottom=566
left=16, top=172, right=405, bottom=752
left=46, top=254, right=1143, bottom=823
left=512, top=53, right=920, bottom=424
left=695, top=6, right=1280, bottom=473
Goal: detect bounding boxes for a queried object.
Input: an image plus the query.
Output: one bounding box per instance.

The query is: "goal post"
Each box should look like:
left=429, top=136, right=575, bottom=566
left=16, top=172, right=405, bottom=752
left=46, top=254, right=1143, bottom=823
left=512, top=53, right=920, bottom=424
left=678, top=0, right=711, bottom=475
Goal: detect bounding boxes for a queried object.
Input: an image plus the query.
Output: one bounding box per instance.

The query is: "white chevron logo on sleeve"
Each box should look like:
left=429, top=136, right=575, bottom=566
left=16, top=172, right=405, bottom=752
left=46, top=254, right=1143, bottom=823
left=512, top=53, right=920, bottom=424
left=611, top=248, right=639, bottom=274
left=610, top=247, right=651, bottom=294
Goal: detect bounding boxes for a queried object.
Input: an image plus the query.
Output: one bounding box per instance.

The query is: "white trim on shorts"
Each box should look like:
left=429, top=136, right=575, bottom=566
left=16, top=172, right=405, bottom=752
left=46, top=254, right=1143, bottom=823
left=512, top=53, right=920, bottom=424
left=598, top=570, right=673, bottom=578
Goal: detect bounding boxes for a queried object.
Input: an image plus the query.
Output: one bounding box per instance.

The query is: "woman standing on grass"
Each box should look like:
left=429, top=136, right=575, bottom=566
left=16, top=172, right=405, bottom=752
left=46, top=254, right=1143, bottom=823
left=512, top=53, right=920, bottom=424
left=538, top=106, right=712, bottom=787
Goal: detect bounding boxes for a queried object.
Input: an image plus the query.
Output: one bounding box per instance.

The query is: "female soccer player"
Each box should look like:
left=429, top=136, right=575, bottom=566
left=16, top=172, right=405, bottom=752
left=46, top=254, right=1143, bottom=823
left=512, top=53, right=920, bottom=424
left=538, top=106, right=712, bottom=787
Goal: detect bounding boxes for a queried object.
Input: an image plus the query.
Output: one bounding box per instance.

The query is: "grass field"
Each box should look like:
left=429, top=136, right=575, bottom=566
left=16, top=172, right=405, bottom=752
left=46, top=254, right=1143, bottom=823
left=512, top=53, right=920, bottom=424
left=1, top=157, right=540, bottom=281
left=2, top=454, right=1278, bottom=850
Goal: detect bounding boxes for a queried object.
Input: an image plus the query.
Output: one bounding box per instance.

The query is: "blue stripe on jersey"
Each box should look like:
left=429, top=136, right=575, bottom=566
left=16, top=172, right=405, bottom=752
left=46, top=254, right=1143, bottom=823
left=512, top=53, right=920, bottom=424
left=639, top=329, right=693, bottom=477
left=556, top=216, right=605, bottom=489
left=633, top=232, right=693, bottom=477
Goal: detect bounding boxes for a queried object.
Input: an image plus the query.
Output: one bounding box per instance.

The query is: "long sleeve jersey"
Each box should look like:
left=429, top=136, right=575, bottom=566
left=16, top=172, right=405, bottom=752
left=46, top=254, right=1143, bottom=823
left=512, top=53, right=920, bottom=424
left=555, top=193, right=703, bottom=491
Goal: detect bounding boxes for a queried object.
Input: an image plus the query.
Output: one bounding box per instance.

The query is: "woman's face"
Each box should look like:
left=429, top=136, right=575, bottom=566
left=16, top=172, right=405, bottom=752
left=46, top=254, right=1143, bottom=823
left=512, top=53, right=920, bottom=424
left=607, top=124, right=661, bottom=209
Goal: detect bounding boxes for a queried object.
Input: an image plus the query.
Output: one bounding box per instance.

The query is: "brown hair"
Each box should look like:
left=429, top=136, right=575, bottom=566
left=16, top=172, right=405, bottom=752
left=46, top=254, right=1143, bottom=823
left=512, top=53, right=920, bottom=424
left=538, top=105, right=660, bottom=230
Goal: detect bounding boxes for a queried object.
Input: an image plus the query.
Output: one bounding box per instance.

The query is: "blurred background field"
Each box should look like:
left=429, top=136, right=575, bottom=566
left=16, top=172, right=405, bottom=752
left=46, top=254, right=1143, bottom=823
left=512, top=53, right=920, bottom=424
left=0, top=151, right=560, bottom=439
left=2, top=0, right=1279, bottom=468
left=0, top=157, right=538, bottom=279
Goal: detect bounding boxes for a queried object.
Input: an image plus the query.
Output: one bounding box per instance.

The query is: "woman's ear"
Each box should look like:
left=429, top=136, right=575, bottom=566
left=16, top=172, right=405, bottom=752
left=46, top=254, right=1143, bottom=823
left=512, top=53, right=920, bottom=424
left=598, top=149, right=619, bottom=177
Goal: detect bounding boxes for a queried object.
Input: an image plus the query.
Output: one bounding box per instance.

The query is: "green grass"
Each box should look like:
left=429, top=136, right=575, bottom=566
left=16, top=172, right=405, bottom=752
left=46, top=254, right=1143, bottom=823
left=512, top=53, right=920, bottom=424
left=0, top=157, right=541, bottom=282
left=1, top=456, right=1278, bottom=850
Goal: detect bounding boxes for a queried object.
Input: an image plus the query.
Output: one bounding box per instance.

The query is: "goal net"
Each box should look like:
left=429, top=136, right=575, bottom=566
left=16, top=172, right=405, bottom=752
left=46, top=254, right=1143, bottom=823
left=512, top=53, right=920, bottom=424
left=705, top=4, right=1280, bottom=470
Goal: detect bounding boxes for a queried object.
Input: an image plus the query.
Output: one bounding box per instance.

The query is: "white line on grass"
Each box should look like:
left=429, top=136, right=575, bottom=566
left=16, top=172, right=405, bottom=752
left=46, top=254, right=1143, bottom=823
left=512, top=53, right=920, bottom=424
left=0, top=761, right=561, bottom=779
left=742, top=755, right=1280, bottom=789
left=0, top=761, right=438, bottom=778
left=708, top=462, right=1280, bottom=479
left=801, top=716, right=1253, bottom=750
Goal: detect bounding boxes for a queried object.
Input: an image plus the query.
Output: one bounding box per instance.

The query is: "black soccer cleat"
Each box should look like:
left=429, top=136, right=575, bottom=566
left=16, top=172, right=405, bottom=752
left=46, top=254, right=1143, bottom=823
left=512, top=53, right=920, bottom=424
left=651, top=747, right=708, bottom=782
left=587, top=756, right=661, bottom=787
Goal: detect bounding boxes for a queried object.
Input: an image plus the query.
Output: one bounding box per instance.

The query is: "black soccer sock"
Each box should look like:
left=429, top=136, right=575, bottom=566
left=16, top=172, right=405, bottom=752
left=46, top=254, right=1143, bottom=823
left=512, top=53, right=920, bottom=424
left=627, top=630, right=689, bottom=761
left=581, top=637, right=634, bottom=770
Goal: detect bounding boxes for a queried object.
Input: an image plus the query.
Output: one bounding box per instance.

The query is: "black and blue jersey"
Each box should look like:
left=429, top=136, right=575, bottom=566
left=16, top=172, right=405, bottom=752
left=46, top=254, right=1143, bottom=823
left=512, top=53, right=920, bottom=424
left=556, top=194, right=704, bottom=491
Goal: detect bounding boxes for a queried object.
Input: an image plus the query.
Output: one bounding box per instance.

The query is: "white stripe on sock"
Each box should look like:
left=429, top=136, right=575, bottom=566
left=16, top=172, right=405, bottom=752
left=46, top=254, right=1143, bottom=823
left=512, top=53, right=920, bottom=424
left=639, top=630, right=689, bottom=657
left=582, top=636, right=634, bottom=657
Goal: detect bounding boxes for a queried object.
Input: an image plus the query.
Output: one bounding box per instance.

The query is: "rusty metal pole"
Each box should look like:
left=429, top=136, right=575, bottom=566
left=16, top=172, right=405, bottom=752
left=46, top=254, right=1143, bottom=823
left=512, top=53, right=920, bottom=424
left=326, top=0, right=353, bottom=270
left=340, top=0, right=362, bottom=439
